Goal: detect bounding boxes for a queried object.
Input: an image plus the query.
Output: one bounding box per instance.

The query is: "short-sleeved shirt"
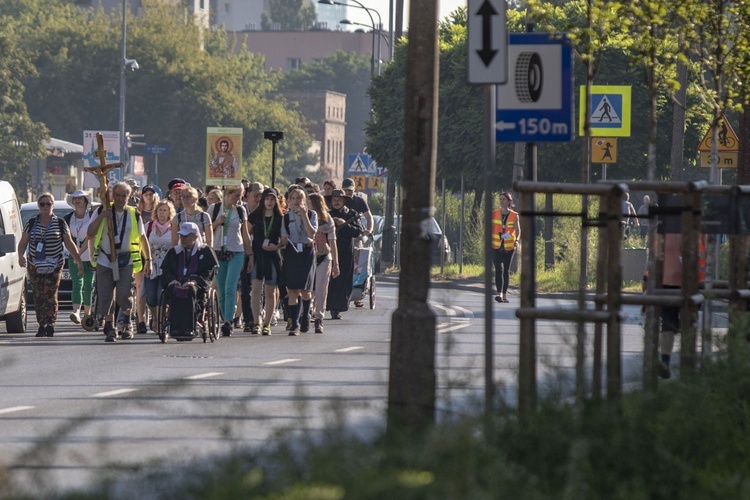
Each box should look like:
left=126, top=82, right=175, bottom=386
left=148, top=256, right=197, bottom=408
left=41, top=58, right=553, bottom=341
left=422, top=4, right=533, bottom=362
left=147, top=221, right=173, bottom=277
left=65, top=210, right=94, bottom=261
left=314, top=219, right=336, bottom=256
left=24, top=215, right=69, bottom=273
left=173, top=210, right=211, bottom=237
left=94, top=206, right=145, bottom=269
left=281, top=210, right=318, bottom=246
left=209, top=203, right=247, bottom=253
left=347, top=195, right=370, bottom=215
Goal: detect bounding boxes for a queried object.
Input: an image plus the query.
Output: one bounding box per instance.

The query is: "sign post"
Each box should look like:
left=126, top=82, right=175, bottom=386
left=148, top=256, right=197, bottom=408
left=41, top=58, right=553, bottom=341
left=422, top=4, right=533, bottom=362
left=145, top=144, right=169, bottom=188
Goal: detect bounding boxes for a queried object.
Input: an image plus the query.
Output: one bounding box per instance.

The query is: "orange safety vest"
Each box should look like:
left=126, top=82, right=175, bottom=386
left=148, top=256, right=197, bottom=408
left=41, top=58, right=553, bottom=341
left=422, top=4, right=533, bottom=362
left=491, top=209, right=519, bottom=251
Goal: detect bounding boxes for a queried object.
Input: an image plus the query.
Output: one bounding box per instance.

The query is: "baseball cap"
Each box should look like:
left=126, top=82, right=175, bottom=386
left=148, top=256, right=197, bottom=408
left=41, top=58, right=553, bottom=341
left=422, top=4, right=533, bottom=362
left=142, top=184, right=156, bottom=194
left=177, top=222, right=199, bottom=236
left=341, top=178, right=355, bottom=190
left=168, top=178, right=186, bottom=191
left=170, top=182, right=186, bottom=192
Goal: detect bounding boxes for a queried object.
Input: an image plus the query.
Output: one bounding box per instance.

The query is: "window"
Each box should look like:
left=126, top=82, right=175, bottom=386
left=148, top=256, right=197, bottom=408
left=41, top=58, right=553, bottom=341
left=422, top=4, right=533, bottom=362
left=286, top=58, right=302, bottom=71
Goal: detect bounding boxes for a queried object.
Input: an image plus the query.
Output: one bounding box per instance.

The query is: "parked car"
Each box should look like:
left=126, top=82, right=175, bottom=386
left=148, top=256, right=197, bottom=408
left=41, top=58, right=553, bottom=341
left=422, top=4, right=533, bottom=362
left=372, top=215, right=452, bottom=273
left=20, top=200, right=91, bottom=306
left=0, top=181, right=28, bottom=332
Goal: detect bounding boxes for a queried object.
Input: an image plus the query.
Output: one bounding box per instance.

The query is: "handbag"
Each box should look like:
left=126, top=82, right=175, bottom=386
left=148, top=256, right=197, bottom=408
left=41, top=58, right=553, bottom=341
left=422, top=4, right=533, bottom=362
left=117, top=252, right=131, bottom=269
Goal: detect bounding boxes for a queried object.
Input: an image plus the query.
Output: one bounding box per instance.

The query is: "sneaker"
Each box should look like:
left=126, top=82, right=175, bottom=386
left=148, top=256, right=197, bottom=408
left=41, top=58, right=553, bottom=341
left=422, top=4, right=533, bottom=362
left=35, top=325, right=46, bottom=338
left=137, top=321, right=148, bottom=334
left=300, top=316, right=310, bottom=333
left=70, top=312, right=81, bottom=324
left=288, top=324, right=300, bottom=336
left=121, top=324, right=134, bottom=340
left=354, top=300, right=364, bottom=308
left=243, top=324, right=253, bottom=333
left=221, top=321, right=233, bottom=337
left=271, top=310, right=279, bottom=326
left=314, top=319, right=323, bottom=334
left=658, top=361, right=672, bottom=380
left=103, top=321, right=116, bottom=337
left=45, top=324, right=54, bottom=337
left=251, top=323, right=261, bottom=335
left=233, top=317, right=241, bottom=328
left=116, top=322, right=126, bottom=335
left=262, top=324, right=271, bottom=336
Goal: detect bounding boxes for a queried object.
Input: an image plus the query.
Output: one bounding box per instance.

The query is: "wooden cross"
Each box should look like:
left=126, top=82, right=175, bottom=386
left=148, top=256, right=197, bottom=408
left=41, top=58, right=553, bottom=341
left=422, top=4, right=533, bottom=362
left=84, top=133, right=123, bottom=280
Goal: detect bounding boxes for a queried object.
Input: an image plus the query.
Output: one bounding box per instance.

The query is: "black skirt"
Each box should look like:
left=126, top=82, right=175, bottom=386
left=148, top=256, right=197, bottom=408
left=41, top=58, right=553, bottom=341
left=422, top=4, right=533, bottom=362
left=281, top=244, right=316, bottom=290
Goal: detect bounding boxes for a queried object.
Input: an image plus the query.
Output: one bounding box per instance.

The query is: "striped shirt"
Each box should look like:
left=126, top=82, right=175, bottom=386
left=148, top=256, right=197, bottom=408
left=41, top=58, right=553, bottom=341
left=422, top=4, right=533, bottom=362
left=24, top=215, right=69, bottom=273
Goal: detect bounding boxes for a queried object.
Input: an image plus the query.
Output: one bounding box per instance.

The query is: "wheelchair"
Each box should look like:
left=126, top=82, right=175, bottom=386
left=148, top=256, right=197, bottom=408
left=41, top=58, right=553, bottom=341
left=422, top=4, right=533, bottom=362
left=156, top=282, right=221, bottom=343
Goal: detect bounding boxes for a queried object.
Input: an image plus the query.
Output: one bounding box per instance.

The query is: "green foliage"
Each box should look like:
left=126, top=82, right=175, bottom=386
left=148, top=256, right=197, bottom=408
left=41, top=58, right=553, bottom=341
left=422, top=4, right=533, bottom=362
left=3, top=0, right=314, bottom=189
left=261, top=0, right=317, bottom=31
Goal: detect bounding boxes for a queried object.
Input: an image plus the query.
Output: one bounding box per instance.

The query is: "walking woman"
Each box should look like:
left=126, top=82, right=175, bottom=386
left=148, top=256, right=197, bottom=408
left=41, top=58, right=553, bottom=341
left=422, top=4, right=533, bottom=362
left=138, top=185, right=158, bottom=224
left=280, top=186, right=318, bottom=335
left=143, top=199, right=175, bottom=331
left=247, top=188, right=283, bottom=335
left=63, top=190, right=95, bottom=325
left=17, top=193, right=83, bottom=337
left=172, top=186, right=213, bottom=248
left=309, top=193, right=339, bottom=333
left=209, top=184, right=251, bottom=337
left=491, top=192, right=520, bottom=303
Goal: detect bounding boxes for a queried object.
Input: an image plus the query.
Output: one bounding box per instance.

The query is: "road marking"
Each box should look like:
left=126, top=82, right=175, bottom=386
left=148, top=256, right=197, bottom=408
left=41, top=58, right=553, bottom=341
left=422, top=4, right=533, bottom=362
left=184, top=372, right=224, bottom=380
left=437, top=318, right=471, bottom=334
left=90, top=388, right=138, bottom=398
left=335, top=346, right=364, bottom=352
left=0, top=406, right=34, bottom=415
left=431, top=303, right=456, bottom=316
left=452, top=305, right=474, bottom=318
left=264, top=359, right=300, bottom=365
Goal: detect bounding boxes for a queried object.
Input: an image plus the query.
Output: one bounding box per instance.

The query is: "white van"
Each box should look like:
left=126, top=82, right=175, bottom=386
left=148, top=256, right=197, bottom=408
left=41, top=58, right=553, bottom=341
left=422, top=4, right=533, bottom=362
left=0, top=181, right=27, bottom=332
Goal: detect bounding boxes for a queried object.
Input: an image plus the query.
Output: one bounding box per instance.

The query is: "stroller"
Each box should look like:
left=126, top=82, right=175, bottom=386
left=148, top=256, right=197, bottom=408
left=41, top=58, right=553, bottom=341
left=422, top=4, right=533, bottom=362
left=351, top=234, right=376, bottom=309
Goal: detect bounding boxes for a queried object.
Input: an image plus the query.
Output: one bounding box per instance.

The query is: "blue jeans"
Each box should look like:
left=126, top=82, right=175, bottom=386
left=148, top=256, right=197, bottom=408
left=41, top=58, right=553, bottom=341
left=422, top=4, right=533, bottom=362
left=144, top=275, right=163, bottom=308
left=216, top=251, right=244, bottom=322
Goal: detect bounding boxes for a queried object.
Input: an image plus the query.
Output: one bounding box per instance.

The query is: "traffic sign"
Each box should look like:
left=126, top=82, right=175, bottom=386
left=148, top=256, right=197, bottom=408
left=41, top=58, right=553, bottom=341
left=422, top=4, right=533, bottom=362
left=700, top=152, right=738, bottom=168
left=145, top=144, right=169, bottom=155
left=467, top=0, right=507, bottom=84
left=368, top=176, right=383, bottom=190
left=348, top=153, right=370, bottom=174
left=579, top=86, right=632, bottom=137
left=591, top=138, right=617, bottom=163
left=496, top=33, right=574, bottom=142
left=350, top=174, right=367, bottom=191
left=698, top=115, right=738, bottom=152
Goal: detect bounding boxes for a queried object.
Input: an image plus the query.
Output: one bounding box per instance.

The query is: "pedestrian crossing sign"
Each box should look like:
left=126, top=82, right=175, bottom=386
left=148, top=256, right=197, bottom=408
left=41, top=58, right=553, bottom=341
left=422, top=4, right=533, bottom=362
left=368, top=176, right=383, bottom=190
left=578, top=85, right=631, bottom=137
left=351, top=175, right=367, bottom=192
left=348, top=153, right=371, bottom=174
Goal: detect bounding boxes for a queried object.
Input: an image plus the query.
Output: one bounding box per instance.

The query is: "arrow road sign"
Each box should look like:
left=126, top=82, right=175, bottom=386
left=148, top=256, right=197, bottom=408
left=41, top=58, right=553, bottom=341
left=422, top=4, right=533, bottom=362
left=496, top=33, right=574, bottom=142
left=467, top=0, right=507, bottom=84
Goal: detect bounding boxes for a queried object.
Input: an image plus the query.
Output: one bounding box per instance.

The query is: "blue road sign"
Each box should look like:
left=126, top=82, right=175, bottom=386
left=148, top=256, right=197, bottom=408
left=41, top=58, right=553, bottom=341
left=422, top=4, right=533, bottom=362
left=145, top=144, right=169, bottom=155
left=348, top=153, right=371, bottom=174
left=496, top=33, right=574, bottom=142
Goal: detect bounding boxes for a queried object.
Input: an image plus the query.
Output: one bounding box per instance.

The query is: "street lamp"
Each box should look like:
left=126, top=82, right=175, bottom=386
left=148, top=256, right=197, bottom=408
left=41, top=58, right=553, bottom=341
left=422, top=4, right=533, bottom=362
left=340, top=19, right=391, bottom=72
left=264, top=131, right=284, bottom=189
left=318, top=0, right=382, bottom=76
left=119, top=0, right=139, bottom=175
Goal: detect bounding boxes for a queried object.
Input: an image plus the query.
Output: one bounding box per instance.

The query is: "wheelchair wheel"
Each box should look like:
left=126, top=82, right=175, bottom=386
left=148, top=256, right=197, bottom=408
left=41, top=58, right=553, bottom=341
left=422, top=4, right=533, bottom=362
left=207, top=289, right=220, bottom=342
left=156, top=289, right=169, bottom=343
left=369, top=276, right=376, bottom=310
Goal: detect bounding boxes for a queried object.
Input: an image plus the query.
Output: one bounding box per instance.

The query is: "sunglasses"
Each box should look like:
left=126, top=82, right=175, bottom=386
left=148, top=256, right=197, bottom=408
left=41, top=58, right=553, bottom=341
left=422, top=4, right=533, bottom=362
left=39, top=202, right=52, bottom=207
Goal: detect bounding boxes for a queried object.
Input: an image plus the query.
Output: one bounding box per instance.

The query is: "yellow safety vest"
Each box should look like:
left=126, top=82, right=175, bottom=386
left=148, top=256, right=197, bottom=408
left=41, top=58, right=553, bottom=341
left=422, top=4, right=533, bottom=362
left=492, top=209, right=519, bottom=251
left=91, top=205, right=143, bottom=273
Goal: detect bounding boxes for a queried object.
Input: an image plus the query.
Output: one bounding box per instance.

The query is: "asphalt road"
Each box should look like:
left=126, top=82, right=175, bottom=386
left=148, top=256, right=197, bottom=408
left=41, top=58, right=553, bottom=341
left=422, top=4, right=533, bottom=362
left=0, top=281, right=719, bottom=496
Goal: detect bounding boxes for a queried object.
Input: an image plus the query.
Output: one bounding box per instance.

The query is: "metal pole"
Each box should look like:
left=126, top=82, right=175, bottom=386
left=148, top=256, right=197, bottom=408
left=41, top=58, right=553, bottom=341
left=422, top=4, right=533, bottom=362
left=271, top=140, right=277, bottom=189
left=119, top=0, right=128, bottom=173
left=484, top=85, right=496, bottom=420
left=154, top=153, right=159, bottom=188
left=441, top=177, right=446, bottom=273
left=459, top=174, right=465, bottom=274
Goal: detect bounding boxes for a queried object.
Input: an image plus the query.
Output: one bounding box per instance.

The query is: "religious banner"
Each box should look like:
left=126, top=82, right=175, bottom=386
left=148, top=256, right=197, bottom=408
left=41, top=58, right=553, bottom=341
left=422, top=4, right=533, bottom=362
left=206, top=127, right=243, bottom=186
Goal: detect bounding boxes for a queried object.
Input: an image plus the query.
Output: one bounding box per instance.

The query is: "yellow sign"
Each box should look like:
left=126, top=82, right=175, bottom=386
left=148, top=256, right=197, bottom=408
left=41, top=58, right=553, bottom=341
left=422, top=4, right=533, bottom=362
left=591, top=138, right=617, bottom=163
left=368, top=176, right=383, bottom=190
left=697, top=115, right=739, bottom=152
left=351, top=175, right=367, bottom=192
left=700, top=152, right=738, bottom=168
left=579, top=85, right=632, bottom=137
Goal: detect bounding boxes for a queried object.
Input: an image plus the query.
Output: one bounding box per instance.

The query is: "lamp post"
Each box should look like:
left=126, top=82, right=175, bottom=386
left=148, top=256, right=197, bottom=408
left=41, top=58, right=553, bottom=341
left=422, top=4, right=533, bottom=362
left=264, top=131, right=284, bottom=189
left=340, top=19, right=389, bottom=76
left=119, top=0, right=139, bottom=176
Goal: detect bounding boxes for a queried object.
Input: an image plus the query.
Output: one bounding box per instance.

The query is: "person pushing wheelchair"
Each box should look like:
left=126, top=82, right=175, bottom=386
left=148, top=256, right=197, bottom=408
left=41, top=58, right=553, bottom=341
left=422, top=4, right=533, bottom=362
left=161, top=222, right=218, bottom=338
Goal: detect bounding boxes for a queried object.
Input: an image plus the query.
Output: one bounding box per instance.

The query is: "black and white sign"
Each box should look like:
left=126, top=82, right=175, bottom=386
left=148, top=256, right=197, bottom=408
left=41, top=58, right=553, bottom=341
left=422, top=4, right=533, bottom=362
left=467, top=0, right=507, bottom=84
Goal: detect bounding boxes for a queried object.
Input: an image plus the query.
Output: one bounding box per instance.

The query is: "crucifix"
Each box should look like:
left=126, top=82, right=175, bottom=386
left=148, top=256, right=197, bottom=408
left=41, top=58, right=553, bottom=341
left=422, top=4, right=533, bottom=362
left=84, top=132, right=122, bottom=281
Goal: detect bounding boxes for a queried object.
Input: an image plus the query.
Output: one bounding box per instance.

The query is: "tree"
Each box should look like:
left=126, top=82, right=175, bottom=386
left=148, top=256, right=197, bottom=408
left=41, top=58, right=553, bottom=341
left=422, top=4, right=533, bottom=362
left=0, top=14, right=48, bottom=195
left=7, top=0, right=314, bottom=188
left=261, top=0, right=317, bottom=31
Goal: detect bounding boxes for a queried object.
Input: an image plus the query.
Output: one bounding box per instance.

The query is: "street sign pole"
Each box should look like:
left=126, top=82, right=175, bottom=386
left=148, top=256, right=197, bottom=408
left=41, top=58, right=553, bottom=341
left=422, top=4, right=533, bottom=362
left=154, top=153, right=159, bottom=188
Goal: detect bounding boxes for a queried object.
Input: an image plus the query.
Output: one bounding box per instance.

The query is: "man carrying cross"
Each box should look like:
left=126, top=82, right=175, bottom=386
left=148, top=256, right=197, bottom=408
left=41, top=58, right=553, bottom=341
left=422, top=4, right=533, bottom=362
left=88, top=181, right=152, bottom=341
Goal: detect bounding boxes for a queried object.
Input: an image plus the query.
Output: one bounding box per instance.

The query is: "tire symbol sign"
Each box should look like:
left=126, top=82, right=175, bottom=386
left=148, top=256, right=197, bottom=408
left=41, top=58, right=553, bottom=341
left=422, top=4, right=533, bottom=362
left=516, top=52, right=543, bottom=103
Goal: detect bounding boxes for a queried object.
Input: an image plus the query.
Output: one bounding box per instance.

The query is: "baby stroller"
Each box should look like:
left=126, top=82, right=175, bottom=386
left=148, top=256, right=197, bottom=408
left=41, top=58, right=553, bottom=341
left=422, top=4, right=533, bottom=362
left=351, top=234, right=376, bottom=309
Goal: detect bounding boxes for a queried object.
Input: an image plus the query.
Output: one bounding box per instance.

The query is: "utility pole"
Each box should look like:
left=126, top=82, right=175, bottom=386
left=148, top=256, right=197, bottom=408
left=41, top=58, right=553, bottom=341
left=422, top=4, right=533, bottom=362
left=387, top=0, right=439, bottom=433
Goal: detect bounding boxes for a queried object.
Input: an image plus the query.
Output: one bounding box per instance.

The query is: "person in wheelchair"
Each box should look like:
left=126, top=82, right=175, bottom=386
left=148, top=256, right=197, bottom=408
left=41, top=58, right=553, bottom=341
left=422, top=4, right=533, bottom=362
left=160, top=222, right=218, bottom=338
